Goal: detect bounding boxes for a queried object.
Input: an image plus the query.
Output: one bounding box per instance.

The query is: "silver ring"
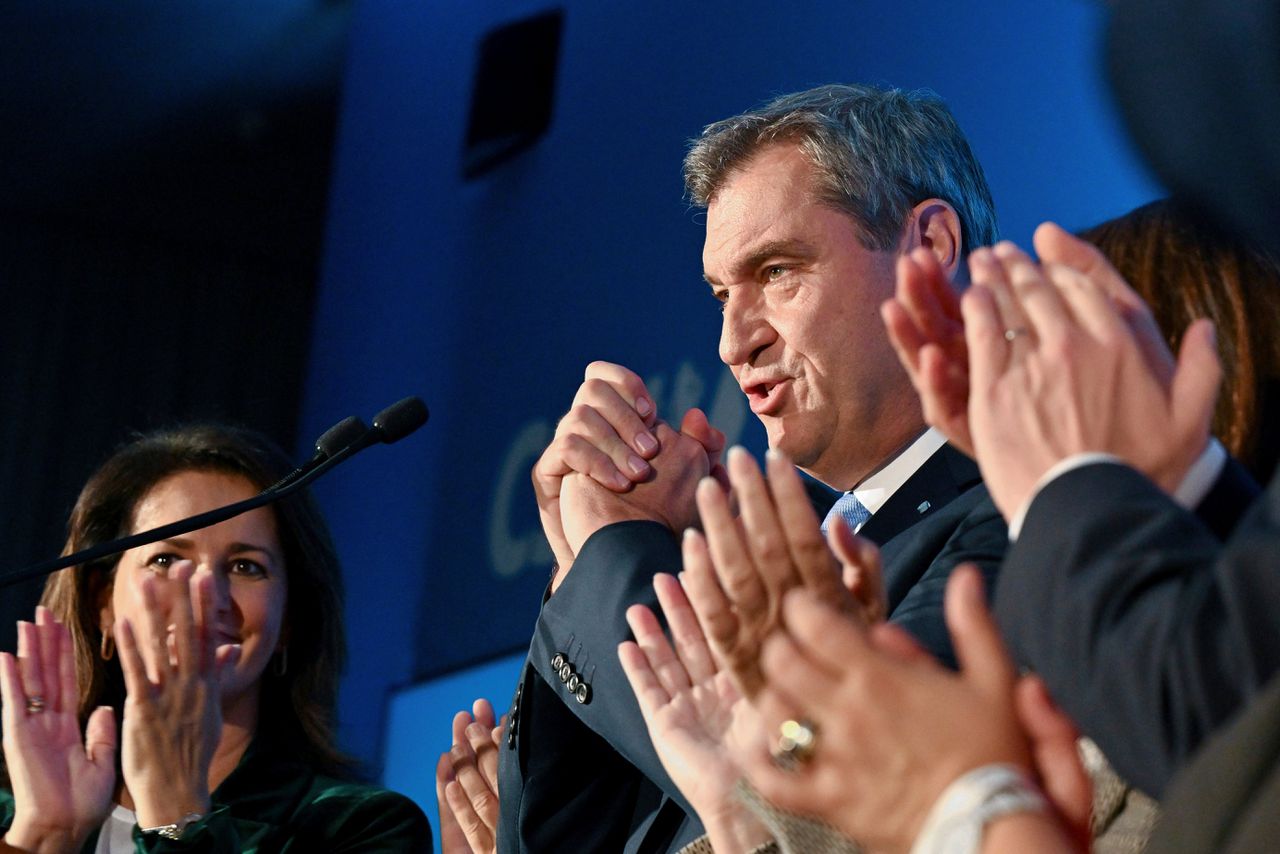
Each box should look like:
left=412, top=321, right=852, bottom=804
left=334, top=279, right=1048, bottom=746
left=25, top=695, right=45, bottom=714
left=771, top=718, right=818, bottom=770
left=1004, top=327, right=1030, bottom=342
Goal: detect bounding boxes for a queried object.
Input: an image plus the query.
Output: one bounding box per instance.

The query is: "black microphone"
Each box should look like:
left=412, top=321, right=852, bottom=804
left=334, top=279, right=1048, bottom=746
left=266, top=415, right=369, bottom=494
left=1, top=396, right=429, bottom=588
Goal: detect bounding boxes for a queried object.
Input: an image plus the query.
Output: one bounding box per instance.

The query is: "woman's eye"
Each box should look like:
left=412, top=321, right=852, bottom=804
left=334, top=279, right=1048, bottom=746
left=231, top=559, right=267, bottom=579
left=145, top=553, right=175, bottom=573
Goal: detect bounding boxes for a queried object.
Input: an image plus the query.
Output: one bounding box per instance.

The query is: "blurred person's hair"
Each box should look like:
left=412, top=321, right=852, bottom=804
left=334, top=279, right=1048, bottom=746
left=1082, top=199, right=1280, bottom=479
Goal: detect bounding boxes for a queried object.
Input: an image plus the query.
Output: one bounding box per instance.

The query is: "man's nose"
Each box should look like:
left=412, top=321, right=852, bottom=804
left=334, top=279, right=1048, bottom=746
left=718, top=295, right=774, bottom=367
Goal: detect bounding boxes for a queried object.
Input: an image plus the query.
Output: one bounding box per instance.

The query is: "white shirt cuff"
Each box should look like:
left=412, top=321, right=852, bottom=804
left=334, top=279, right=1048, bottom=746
left=1006, top=440, right=1226, bottom=542
left=1173, top=438, right=1226, bottom=508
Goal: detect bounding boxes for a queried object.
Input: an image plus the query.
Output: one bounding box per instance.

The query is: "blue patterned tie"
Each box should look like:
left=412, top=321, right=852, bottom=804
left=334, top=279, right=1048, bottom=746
left=821, top=491, right=871, bottom=535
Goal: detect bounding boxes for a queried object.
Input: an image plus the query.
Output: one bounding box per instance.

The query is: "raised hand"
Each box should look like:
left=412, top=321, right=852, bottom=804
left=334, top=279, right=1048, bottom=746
left=882, top=247, right=974, bottom=455
left=533, top=362, right=726, bottom=584
left=964, top=229, right=1221, bottom=518
left=116, top=560, right=238, bottom=829
left=557, top=411, right=719, bottom=568
left=618, top=573, right=771, bottom=854
left=742, top=566, right=1037, bottom=852
left=436, top=700, right=501, bottom=854
left=682, top=446, right=858, bottom=699
left=1, top=607, right=117, bottom=852
left=533, top=362, right=662, bottom=570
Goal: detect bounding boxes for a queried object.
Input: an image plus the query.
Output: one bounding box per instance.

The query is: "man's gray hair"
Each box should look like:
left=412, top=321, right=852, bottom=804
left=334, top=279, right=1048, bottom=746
left=683, top=83, right=999, bottom=254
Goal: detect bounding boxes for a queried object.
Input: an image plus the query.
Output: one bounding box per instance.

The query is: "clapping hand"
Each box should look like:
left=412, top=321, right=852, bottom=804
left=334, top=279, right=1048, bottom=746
left=436, top=699, right=502, bottom=854
left=1, top=607, right=117, bottom=852
left=116, top=560, right=239, bottom=829
left=742, top=567, right=1087, bottom=853
left=681, top=447, right=882, bottom=699
left=619, top=573, right=772, bottom=854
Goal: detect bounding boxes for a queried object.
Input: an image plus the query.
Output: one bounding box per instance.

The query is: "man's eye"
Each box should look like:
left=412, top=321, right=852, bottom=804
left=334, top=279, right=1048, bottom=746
left=765, top=265, right=788, bottom=281
left=712, top=290, right=729, bottom=313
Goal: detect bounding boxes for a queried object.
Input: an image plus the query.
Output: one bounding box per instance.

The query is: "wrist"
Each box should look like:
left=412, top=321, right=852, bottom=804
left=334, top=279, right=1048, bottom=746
left=133, top=790, right=210, bottom=830
left=909, top=764, right=1048, bottom=854
left=5, top=822, right=83, bottom=854
left=701, top=804, right=773, bottom=854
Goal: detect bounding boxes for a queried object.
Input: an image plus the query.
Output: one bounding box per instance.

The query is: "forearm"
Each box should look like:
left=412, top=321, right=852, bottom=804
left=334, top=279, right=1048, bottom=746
left=997, top=462, right=1278, bottom=795
left=532, top=521, right=693, bottom=808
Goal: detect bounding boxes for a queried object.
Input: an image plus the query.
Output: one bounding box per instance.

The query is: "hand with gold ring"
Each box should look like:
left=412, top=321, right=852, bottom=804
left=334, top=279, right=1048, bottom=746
left=964, top=227, right=1221, bottom=520
left=1, top=607, right=118, bottom=852
left=741, top=566, right=1064, bottom=852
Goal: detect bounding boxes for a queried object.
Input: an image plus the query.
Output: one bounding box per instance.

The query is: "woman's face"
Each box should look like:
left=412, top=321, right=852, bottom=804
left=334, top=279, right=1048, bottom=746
left=102, top=469, right=288, bottom=710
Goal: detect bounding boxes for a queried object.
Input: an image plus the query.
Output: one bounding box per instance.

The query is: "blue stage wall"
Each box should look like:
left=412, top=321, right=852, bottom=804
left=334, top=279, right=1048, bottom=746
left=297, top=0, right=1161, bottom=772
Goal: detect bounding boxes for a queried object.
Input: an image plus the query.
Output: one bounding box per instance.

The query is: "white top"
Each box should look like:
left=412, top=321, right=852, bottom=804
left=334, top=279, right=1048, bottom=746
left=852, top=427, right=948, bottom=519
left=94, top=804, right=137, bottom=854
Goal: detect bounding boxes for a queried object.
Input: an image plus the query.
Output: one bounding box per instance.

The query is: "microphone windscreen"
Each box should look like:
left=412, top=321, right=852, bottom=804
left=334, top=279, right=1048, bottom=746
left=315, top=416, right=369, bottom=458
left=372, top=396, right=429, bottom=444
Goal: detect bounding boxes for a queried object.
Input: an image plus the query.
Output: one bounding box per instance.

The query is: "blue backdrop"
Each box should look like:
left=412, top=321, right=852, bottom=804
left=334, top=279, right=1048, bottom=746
left=295, top=0, right=1161, bottom=784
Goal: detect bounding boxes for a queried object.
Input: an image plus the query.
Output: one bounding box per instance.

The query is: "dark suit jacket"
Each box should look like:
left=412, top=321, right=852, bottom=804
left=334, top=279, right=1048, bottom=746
left=995, top=457, right=1267, bottom=798
left=1146, top=671, right=1280, bottom=853
left=497, top=444, right=1008, bottom=853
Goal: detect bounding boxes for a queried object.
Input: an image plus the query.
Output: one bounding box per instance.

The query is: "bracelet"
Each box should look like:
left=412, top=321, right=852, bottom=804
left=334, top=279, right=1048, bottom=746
left=910, top=764, right=1048, bottom=854
left=139, top=812, right=204, bottom=840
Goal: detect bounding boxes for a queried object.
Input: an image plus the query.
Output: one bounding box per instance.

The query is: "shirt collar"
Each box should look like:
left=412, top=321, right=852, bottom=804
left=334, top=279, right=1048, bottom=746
left=852, top=427, right=947, bottom=516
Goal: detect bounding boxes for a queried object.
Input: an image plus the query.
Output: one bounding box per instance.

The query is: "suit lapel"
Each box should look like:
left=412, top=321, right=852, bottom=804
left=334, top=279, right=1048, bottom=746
left=858, top=444, right=981, bottom=546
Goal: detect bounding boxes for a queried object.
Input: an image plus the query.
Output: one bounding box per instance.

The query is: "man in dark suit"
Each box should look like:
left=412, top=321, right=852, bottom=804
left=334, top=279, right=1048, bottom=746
left=495, top=83, right=1008, bottom=853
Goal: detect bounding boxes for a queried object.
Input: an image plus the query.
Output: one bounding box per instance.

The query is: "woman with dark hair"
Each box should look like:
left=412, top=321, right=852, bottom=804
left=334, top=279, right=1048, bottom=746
left=0, top=424, right=430, bottom=852
left=1081, top=199, right=1280, bottom=481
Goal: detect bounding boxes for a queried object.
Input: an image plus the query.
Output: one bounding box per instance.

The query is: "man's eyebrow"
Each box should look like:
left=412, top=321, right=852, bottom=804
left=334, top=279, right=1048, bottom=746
left=704, top=238, right=817, bottom=289
left=739, top=239, right=817, bottom=273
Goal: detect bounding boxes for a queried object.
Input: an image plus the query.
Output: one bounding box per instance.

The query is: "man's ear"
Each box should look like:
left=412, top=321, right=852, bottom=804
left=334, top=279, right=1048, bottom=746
left=906, top=198, right=963, bottom=279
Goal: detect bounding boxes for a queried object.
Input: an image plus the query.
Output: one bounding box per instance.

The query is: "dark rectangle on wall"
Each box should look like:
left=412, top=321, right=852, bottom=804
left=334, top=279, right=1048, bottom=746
left=463, top=8, right=564, bottom=178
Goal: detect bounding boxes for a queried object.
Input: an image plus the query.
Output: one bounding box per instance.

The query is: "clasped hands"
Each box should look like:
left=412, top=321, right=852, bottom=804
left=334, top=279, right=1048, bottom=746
left=883, top=222, right=1222, bottom=520
left=1, top=562, right=238, bottom=852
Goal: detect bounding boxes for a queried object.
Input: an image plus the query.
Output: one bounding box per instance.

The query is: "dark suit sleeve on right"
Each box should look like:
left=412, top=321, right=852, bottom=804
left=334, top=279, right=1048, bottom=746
left=996, top=461, right=1280, bottom=797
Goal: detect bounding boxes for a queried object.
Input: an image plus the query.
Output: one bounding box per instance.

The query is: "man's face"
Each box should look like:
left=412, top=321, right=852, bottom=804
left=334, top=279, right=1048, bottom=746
left=703, top=143, right=921, bottom=487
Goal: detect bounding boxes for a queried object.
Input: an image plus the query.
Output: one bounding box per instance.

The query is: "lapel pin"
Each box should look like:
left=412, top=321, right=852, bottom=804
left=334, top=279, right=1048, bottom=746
left=917, top=500, right=931, bottom=514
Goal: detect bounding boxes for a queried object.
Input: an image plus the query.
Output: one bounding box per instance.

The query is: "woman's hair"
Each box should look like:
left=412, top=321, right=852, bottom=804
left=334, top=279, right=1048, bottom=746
left=39, top=423, right=353, bottom=776
left=1081, top=199, right=1280, bottom=479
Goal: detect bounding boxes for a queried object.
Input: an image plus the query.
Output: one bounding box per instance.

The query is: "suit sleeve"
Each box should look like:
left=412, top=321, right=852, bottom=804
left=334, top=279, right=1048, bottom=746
left=528, top=520, right=695, bottom=816
left=995, top=461, right=1280, bottom=797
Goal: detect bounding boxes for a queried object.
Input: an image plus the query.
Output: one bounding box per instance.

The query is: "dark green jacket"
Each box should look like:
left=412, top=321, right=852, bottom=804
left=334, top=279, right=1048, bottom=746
left=1, top=735, right=431, bottom=852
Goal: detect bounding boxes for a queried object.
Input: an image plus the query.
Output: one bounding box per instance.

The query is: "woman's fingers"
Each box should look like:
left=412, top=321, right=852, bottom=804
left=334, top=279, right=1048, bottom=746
left=116, top=617, right=151, bottom=700
left=56, top=620, right=77, bottom=717
left=138, top=575, right=168, bottom=684
left=34, top=608, right=59, bottom=711
left=15, top=620, right=44, bottom=708
left=0, top=651, right=23, bottom=730
left=84, top=705, right=118, bottom=766
left=168, top=561, right=197, bottom=677
left=190, top=569, right=217, bottom=673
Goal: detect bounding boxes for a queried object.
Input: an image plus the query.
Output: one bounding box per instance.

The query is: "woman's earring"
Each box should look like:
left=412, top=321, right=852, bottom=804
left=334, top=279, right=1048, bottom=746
left=101, top=631, right=115, bottom=661
left=274, top=646, right=288, bottom=676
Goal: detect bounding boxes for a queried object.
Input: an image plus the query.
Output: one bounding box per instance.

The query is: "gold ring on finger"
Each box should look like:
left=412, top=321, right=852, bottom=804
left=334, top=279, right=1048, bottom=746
left=771, top=717, right=818, bottom=770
